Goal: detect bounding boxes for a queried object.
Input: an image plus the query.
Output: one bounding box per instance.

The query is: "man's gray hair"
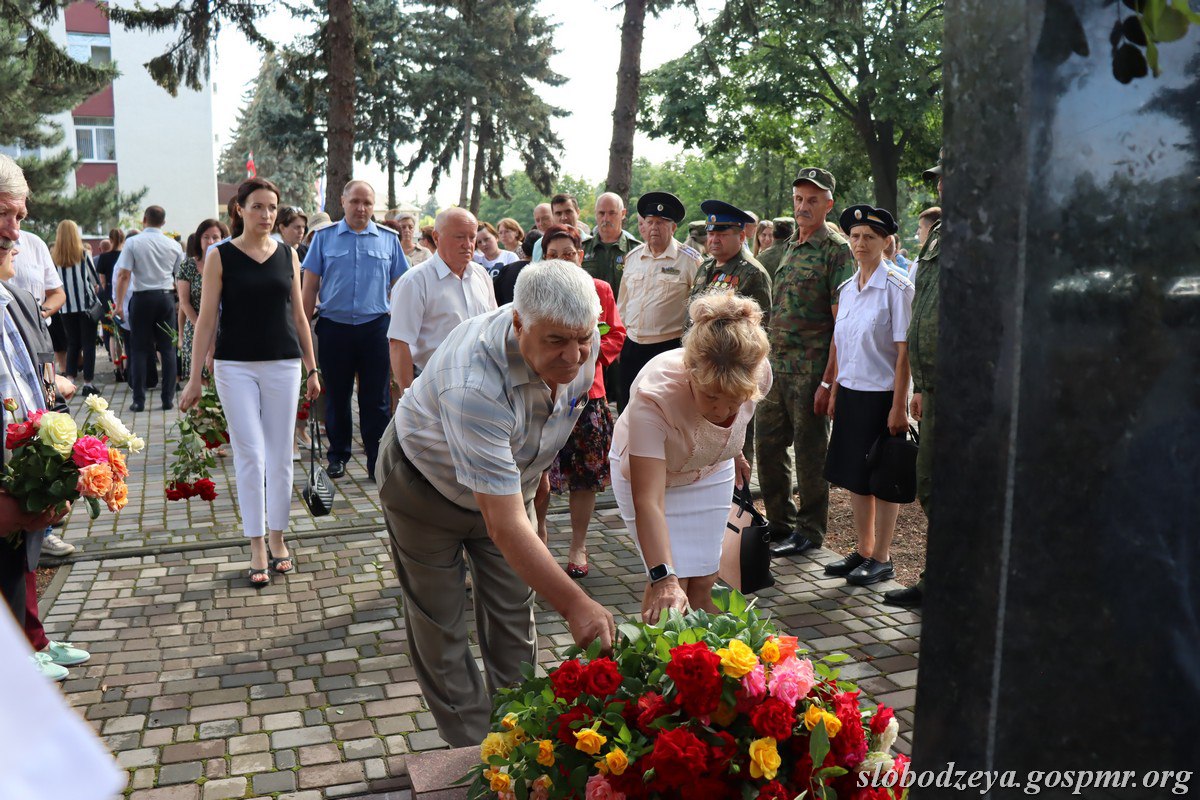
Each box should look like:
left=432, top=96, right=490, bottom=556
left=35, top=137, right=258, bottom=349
left=513, top=260, right=600, bottom=330
left=0, top=155, right=29, bottom=199
left=434, top=206, right=476, bottom=232
left=342, top=179, right=374, bottom=197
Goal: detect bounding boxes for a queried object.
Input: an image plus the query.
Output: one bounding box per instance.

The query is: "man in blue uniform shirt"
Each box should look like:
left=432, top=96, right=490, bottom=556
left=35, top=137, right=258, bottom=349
left=302, top=180, right=408, bottom=482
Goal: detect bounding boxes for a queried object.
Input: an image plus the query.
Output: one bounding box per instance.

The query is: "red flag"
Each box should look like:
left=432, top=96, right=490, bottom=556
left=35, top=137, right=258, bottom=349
left=246, top=151, right=256, bottom=178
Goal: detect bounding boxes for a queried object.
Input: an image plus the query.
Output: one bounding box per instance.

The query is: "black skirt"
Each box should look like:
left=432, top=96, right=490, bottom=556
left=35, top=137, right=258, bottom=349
left=824, top=385, right=893, bottom=496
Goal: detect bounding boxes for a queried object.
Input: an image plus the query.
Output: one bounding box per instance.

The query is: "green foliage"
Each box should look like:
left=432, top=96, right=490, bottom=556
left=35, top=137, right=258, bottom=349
left=1109, top=0, right=1200, bottom=82
left=217, top=54, right=323, bottom=208
left=639, top=0, right=944, bottom=214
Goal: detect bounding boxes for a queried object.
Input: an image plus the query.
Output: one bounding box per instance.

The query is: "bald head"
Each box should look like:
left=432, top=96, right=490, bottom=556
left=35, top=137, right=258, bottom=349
left=533, top=203, right=553, bottom=233
left=594, top=192, right=627, bottom=244
left=341, top=180, right=376, bottom=231
left=434, top=207, right=478, bottom=272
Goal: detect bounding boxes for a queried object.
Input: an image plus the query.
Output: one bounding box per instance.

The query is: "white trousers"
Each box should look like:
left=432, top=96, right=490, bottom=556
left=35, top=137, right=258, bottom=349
left=214, top=358, right=302, bottom=539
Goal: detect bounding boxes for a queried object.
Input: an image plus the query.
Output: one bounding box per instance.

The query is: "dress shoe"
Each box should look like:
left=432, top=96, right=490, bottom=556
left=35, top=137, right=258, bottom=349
left=845, top=558, right=895, bottom=586
left=883, top=585, right=923, bottom=608
left=770, top=532, right=819, bottom=557
left=129, top=402, right=144, bottom=412
left=326, top=461, right=346, bottom=479
left=824, top=551, right=867, bottom=577
left=162, top=400, right=174, bottom=411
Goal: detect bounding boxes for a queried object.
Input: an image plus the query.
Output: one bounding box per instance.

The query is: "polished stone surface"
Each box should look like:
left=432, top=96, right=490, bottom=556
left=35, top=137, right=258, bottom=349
left=914, top=0, right=1200, bottom=784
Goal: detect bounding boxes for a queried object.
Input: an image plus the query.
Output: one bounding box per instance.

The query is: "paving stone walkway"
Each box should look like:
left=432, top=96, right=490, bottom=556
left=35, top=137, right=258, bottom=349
left=42, top=376, right=921, bottom=799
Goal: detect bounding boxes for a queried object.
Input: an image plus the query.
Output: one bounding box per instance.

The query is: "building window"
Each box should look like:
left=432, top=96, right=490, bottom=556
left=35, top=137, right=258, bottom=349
left=75, top=117, right=116, bottom=162
left=0, top=143, right=41, bottom=160
left=66, top=32, right=112, bottom=66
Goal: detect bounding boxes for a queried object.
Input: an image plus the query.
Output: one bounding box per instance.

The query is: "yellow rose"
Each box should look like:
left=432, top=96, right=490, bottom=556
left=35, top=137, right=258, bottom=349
left=127, top=435, right=146, bottom=453
left=713, top=701, right=738, bottom=728
left=536, top=740, right=556, bottom=767
left=508, top=726, right=529, bottom=745
left=822, top=711, right=843, bottom=739
left=481, top=732, right=510, bottom=762
left=489, top=770, right=511, bottom=792
left=748, top=738, right=781, bottom=780
left=759, top=639, right=781, bottom=664
left=83, top=394, right=109, bottom=413
left=803, top=703, right=825, bottom=731
left=604, top=748, right=629, bottom=776
left=35, top=411, right=77, bottom=456
left=715, top=638, right=758, bottom=678
left=573, top=728, right=607, bottom=755
left=501, top=712, right=519, bottom=730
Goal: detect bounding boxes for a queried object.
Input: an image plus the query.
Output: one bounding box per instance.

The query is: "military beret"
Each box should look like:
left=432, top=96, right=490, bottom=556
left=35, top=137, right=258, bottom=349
left=700, top=199, right=755, bottom=231
left=636, top=191, right=685, bottom=224
left=793, top=167, right=836, bottom=193
left=839, top=204, right=899, bottom=236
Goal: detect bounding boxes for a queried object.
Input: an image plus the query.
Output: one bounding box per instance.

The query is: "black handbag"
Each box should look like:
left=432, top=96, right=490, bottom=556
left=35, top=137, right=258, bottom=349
left=85, top=297, right=108, bottom=324
left=719, top=484, right=775, bottom=594
left=867, top=425, right=919, bottom=504
left=301, top=414, right=336, bottom=516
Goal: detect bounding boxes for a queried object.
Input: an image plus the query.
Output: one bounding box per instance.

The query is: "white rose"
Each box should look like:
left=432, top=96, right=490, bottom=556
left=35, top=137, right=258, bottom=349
left=95, top=410, right=133, bottom=446
left=877, top=717, right=899, bottom=753
left=84, top=394, right=109, bottom=413
left=127, top=436, right=146, bottom=453
left=856, top=751, right=896, bottom=773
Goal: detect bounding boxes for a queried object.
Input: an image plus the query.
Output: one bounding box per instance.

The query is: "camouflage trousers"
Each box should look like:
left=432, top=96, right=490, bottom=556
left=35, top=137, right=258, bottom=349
left=754, top=371, right=830, bottom=544
left=916, top=388, right=934, bottom=519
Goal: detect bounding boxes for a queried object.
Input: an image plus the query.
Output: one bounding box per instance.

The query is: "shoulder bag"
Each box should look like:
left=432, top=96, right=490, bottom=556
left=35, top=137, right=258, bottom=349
left=867, top=425, right=919, bottom=504
left=301, top=413, right=336, bottom=516
left=718, top=484, right=775, bottom=595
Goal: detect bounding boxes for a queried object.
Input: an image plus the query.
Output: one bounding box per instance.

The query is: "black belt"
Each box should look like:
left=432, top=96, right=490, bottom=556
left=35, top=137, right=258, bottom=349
left=132, top=288, right=173, bottom=294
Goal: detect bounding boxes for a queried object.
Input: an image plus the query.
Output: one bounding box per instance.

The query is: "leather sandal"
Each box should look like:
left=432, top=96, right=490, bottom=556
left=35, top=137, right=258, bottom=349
left=269, top=556, right=294, bottom=574
left=248, top=568, right=271, bottom=588
left=566, top=562, right=589, bottom=579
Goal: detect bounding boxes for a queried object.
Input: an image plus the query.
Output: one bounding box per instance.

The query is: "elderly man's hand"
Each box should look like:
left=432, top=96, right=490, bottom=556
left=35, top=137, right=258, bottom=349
left=564, top=595, right=615, bottom=654
left=54, top=375, right=76, bottom=401
left=910, top=393, right=923, bottom=422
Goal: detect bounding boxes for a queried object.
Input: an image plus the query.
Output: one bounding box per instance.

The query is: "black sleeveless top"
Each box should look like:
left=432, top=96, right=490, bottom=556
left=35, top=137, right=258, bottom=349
left=214, top=241, right=302, bottom=362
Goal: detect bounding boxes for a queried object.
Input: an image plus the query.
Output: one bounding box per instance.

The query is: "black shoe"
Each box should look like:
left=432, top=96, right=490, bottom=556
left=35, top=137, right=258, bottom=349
left=129, top=403, right=144, bottom=412
left=162, top=400, right=174, bottom=411
left=845, top=558, right=895, bottom=586
left=824, top=552, right=867, bottom=577
left=883, top=585, right=923, bottom=608
left=771, top=532, right=819, bottom=557
left=326, top=461, right=346, bottom=479
left=81, top=384, right=99, bottom=398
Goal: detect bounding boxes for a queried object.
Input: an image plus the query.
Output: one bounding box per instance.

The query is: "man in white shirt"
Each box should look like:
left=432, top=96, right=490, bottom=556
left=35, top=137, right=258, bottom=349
left=388, top=207, right=497, bottom=394
left=113, top=205, right=183, bottom=412
left=11, top=230, right=65, bottom=325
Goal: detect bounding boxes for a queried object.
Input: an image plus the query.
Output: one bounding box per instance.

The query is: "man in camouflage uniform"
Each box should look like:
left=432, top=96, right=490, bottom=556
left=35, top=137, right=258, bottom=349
left=686, top=199, right=772, bottom=319
left=581, top=192, right=640, bottom=300
left=757, top=217, right=795, bottom=279
left=884, top=158, right=943, bottom=608
left=758, top=168, right=854, bottom=557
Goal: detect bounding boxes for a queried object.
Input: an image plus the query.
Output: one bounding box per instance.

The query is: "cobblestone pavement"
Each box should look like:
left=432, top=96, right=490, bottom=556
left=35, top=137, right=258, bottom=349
left=43, top=376, right=920, bottom=799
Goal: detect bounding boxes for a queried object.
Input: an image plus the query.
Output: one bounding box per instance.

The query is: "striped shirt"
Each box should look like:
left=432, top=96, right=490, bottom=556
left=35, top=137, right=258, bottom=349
left=393, top=306, right=598, bottom=511
left=57, top=255, right=99, bottom=314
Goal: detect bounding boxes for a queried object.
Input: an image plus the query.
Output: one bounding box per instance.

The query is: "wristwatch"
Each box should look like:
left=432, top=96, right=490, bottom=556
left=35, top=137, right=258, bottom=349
left=648, top=563, right=676, bottom=584
left=820, top=381, right=832, bottom=391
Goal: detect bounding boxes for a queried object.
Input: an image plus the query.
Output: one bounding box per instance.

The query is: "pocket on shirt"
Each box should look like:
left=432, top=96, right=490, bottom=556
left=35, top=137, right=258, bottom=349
left=871, top=310, right=891, bottom=327
left=366, top=248, right=391, bottom=266
left=327, top=248, right=351, bottom=262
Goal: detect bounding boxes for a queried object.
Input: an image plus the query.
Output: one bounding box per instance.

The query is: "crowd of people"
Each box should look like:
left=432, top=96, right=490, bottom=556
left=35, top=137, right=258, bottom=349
left=0, top=151, right=946, bottom=741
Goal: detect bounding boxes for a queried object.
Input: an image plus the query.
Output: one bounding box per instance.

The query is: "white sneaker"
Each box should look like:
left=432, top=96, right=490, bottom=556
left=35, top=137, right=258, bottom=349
left=44, top=640, right=91, bottom=666
left=32, top=652, right=68, bottom=682
left=42, top=533, right=75, bottom=557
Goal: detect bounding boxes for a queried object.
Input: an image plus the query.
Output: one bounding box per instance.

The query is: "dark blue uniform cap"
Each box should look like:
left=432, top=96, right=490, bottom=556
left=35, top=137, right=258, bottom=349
left=839, top=204, right=899, bottom=236
left=700, top=199, right=755, bottom=231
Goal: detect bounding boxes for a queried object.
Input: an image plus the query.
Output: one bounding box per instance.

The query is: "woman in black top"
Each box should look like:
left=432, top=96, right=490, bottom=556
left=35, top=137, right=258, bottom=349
left=95, top=228, right=125, bottom=380
left=181, top=177, right=321, bottom=588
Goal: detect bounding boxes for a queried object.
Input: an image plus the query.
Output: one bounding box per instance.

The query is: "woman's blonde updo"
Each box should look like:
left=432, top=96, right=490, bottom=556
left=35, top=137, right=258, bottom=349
left=682, top=290, right=770, bottom=402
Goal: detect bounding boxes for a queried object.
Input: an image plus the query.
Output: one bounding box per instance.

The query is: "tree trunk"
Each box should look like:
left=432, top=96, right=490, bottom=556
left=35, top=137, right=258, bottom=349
left=459, top=95, right=474, bottom=207
left=387, top=146, right=397, bottom=210
left=604, top=0, right=647, bottom=203
left=324, top=0, right=355, bottom=220
left=469, top=116, right=488, bottom=216
left=862, top=118, right=901, bottom=214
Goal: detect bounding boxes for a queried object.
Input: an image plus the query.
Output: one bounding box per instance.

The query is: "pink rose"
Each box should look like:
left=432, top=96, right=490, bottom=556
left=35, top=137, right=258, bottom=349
left=71, top=435, right=110, bottom=468
left=740, top=663, right=768, bottom=702
left=585, top=774, right=625, bottom=800
left=767, top=655, right=816, bottom=709
left=27, top=409, right=44, bottom=427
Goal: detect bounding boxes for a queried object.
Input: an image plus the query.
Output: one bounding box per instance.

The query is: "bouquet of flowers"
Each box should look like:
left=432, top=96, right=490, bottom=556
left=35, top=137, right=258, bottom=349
left=2, top=395, right=140, bottom=525
left=463, top=590, right=909, bottom=800
left=165, top=414, right=218, bottom=502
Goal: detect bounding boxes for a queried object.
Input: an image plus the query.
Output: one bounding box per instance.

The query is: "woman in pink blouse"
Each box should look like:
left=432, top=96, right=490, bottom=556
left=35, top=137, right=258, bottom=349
left=610, top=291, right=771, bottom=622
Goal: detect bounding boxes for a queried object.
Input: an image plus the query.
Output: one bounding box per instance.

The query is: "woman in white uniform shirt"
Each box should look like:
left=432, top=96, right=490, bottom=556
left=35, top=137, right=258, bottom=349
left=822, top=205, right=914, bottom=587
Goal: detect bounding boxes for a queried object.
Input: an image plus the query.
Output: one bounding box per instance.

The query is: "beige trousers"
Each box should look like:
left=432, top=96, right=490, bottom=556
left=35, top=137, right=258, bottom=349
left=376, top=419, right=537, bottom=747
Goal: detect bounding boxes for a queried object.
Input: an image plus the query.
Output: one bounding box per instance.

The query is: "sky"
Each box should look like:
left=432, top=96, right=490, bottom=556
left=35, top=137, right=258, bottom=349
left=210, top=1, right=715, bottom=210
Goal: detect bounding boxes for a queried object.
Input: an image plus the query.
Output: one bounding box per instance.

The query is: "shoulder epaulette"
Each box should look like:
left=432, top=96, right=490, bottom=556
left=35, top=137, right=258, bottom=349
left=680, top=244, right=702, bottom=261
left=887, top=269, right=914, bottom=290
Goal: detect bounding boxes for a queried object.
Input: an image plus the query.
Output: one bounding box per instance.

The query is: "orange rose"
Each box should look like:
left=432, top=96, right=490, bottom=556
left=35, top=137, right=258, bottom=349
left=76, top=463, right=114, bottom=499
left=107, top=448, right=129, bottom=480
left=104, top=479, right=128, bottom=512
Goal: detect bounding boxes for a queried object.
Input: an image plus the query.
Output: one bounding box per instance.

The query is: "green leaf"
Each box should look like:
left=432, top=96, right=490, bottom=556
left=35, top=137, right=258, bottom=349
left=618, top=623, right=642, bottom=645
left=1150, top=6, right=1189, bottom=41
left=809, top=719, right=830, bottom=769
left=520, top=662, right=534, bottom=681
left=86, top=496, right=101, bottom=518
left=585, top=637, right=601, bottom=662
left=823, top=653, right=850, bottom=663
left=655, top=636, right=671, bottom=662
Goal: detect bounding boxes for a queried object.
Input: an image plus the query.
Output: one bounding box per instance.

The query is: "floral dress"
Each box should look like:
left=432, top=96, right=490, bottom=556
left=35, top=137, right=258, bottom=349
left=178, top=257, right=204, bottom=376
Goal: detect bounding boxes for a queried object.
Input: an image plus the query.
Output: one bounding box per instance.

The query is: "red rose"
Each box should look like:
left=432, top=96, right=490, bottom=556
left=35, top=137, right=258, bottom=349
left=5, top=420, right=35, bottom=449
left=608, top=757, right=651, bottom=800
left=550, top=658, right=585, bottom=702
left=635, top=691, right=673, bottom=734
left=831, top=691, right=868, bottom=770
left=756, top=781, right=791, bottom=800
left=649, top=726, right=709, bottom=789
left=870, top=704, right=896, bottom=736
left=750, top=697, right=795, bottom=741
left=664, top=642, right=723, bottom=717
left=26, top=410, right=43, bottom=427
left=691, top=776, right=735, bottom=800
left=165, top=484, right=183, bottom=501
left=583, top=657, right=623, bottom=698
left=196, top=479, right=218, bottom=501
left=554, top=703, right=593, bottom=745
left=707, top=731, right=738, bottom=776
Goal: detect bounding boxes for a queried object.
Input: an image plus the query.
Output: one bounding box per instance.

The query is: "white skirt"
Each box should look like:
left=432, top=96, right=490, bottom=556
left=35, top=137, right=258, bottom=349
left=610, top=455, right=736, bottom=578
